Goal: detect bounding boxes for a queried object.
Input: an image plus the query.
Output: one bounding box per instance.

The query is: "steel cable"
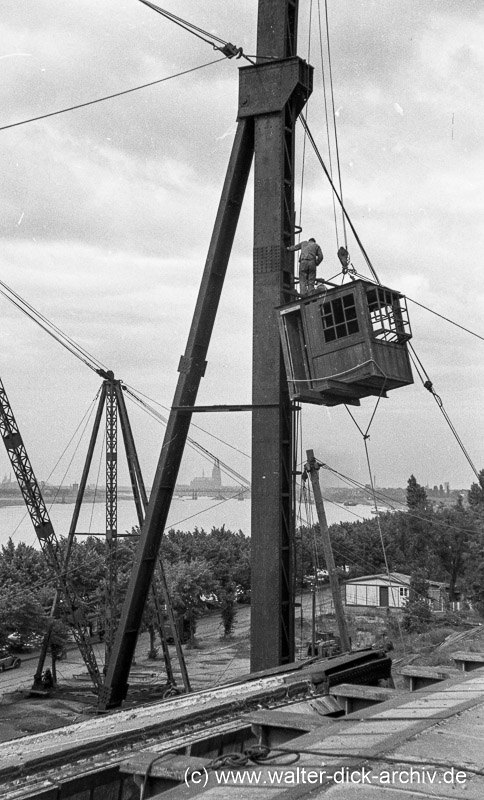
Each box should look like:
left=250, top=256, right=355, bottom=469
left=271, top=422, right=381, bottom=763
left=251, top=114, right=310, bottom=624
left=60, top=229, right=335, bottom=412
left=298, top=115, right=381, bottom=284
left=0, top=59, right=226, bottom=133
left=138, top=0, right=255, bottom=64
left=408, top=343, right=480, bottom=481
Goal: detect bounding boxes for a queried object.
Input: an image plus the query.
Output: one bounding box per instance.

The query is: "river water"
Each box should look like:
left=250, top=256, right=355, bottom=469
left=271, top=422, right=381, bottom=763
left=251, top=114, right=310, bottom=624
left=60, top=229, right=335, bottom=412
left=0, top=497, right=374, bottom=549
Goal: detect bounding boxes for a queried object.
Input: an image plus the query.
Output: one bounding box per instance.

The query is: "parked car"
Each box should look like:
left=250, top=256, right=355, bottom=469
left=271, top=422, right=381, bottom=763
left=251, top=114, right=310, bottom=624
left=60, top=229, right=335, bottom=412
left=199, top=593, right=220, bottom=609
left=235, top=585, right=251, bottom=604
left=303, top=569, right=329, bottom=586
left=0, top=652, right=21, bottom=671
left=7, top=632, right=43, bottom=652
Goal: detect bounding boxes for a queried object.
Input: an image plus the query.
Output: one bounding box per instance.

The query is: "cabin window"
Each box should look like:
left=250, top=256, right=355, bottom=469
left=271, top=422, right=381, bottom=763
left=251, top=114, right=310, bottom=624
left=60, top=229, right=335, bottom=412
left=399, top=587, right=409, bottom=597
left=321, top=293, right=359, bottom=343
left=366, top=287, right=411, bottom=343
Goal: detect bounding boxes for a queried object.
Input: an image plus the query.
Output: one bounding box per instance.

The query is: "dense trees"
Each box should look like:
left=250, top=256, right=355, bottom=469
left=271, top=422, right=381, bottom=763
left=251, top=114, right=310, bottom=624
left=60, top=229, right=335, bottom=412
left=468, top=470, right=484, bottom=508
left=0, top=526, right=251, bottom=652
left=0, top=582, right=46, bottom=650
left=406, top=475, right=429, bottom=510
left=159, top=527, right=251, bottom=639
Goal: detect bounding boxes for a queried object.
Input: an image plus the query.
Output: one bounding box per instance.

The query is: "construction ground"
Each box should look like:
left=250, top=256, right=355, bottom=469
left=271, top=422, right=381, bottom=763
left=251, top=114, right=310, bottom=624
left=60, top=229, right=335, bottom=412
left=1, top=592, right=483, bottom=744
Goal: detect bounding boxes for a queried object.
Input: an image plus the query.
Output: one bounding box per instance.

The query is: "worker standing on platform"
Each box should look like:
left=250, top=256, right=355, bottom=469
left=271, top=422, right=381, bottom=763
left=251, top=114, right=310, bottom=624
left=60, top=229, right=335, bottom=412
left=287, top=238, right=324, bottom=295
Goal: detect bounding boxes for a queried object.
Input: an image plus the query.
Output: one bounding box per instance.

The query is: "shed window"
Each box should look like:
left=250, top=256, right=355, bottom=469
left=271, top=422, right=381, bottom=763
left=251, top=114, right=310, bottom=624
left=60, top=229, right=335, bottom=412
left=322, top=293, right=359, bottom=343
left=399, top=587, right=409, bottom=597
left=366, top=288, right=411, bottom=343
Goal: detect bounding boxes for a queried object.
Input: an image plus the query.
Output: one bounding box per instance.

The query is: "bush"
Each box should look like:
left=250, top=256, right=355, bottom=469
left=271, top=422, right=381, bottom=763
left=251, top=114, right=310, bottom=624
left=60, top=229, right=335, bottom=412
left=402, top=601, right=432, bottom=633
left=425, top=627, right=454, bottom=645
left=436, top=610, right=469, bottom=628
left=416, top=651, right=456, bottom=667
left=402, top=570, right=432, bottom=633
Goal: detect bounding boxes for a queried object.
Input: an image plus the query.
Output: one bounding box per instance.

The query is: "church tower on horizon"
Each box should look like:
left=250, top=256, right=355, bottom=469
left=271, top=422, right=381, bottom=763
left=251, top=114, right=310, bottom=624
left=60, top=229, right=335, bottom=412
left=212, top=459, right=222, bottom=488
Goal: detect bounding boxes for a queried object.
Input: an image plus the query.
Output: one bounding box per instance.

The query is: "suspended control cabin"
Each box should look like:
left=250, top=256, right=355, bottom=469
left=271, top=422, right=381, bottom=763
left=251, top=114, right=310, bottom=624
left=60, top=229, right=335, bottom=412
left=278, top=279, right=413, bottom=406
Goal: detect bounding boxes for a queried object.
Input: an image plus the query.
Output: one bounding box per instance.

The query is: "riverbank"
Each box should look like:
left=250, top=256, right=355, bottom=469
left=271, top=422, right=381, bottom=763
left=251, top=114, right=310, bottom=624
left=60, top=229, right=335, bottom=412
left=0, top=498, right=376, bottom=548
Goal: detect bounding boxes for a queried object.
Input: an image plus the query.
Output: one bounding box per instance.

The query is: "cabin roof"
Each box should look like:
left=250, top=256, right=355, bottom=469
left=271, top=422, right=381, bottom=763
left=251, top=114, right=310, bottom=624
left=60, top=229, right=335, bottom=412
left=278, top=277, right=376, bottom=312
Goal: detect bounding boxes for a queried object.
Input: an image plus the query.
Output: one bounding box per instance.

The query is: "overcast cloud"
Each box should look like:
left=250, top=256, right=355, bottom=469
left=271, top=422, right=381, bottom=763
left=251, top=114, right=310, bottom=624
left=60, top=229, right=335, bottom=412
left=0, top=0, right=483, bottom=521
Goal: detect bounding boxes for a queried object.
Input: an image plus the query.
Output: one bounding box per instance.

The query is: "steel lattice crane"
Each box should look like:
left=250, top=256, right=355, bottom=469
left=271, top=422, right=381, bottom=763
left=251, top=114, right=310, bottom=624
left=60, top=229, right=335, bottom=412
left=0, top=372, right=191, bottom=695
left=0, top=376, right=103, bottom=689
left=93, top=373, right=191, bottom=690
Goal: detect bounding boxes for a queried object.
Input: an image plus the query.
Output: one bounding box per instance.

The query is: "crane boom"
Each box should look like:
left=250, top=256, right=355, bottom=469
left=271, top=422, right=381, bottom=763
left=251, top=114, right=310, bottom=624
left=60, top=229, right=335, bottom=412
left=0, top=377, right=102, bottom=689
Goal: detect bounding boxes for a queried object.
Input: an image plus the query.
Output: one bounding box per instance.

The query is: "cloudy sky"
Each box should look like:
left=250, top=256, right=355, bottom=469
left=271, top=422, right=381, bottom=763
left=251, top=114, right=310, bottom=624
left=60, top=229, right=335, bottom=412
left=0, top=0, right=483, bottom=505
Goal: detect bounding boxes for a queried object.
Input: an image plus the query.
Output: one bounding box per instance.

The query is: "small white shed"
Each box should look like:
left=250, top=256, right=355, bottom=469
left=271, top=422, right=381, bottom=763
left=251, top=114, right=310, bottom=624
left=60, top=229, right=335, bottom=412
left=344, top=573, right=410, bottom=608
left=344, top=572, right=448, bottom=610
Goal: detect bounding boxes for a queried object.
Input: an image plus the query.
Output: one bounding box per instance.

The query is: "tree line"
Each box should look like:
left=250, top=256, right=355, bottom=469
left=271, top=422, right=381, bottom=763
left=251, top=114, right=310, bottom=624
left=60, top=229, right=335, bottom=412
left=0, top=525, right=251, bottom=654
left=1, top=471, right=483, bottom=654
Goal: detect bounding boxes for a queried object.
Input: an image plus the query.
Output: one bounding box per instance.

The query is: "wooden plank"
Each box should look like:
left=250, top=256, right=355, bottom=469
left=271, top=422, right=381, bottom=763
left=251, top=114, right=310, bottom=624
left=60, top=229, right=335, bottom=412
left=399, top=666, right=460, bottom=692
left=120, top=751, right=212, bottom=781
left=329, top=683, right=401, bottom=702
left=399, top=666, right=459, bottom=678
left=453, top=651, right=484, bottom=672
left=453, top=651, right=484, bottom=661
left=329, top=682, right=404, bottom=715
left=242, top=710, right=331, bottom=731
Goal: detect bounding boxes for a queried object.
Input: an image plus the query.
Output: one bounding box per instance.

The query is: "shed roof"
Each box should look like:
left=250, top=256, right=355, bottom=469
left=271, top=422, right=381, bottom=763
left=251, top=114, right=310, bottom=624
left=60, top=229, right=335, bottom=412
left=345, top=572, right=410, bottom=586
left=344, top=572, right=448, bottom=588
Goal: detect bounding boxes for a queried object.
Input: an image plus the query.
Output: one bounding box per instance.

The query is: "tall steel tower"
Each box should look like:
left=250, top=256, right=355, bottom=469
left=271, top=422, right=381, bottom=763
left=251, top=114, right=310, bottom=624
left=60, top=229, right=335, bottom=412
left=99, top=0, right=312, bottom=709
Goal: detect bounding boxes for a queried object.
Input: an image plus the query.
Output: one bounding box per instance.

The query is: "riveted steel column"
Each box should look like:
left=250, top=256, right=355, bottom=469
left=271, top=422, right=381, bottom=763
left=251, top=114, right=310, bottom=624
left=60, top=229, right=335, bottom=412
left=250, top=0, right=312, bottom=670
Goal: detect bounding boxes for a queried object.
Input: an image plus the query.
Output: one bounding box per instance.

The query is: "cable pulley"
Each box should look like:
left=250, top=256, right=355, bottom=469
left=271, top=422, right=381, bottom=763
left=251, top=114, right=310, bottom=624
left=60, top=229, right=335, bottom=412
left=337, top=246, right=350, bottom=269
left=219, top=43, right=244, bottom=59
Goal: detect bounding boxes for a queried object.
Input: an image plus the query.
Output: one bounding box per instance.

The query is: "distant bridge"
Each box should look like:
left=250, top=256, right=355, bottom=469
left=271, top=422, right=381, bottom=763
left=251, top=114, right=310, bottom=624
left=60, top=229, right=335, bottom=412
left=173, top=485, right=251, bottom=499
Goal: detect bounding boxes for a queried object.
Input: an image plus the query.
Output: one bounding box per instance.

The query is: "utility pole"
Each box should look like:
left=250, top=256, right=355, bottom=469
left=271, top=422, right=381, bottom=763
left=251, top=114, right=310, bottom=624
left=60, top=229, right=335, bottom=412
left=98, top=0, right=312, bottom=709
left=304, top=450, right=351, bottom=653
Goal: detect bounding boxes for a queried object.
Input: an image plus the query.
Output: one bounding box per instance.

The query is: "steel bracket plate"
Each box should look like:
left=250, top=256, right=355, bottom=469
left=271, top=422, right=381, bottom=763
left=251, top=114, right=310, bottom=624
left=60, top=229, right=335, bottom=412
left=238, top=57, right=313, bottom=119
left=177, top=356, right=207, bottom=377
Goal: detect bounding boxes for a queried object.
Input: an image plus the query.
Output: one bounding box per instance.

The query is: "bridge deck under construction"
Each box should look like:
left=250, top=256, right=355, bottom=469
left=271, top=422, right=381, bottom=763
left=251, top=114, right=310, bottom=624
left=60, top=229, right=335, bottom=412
left=139, top=665, right=484, bottom=800
left=1, top=653, right=483, bottom=799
